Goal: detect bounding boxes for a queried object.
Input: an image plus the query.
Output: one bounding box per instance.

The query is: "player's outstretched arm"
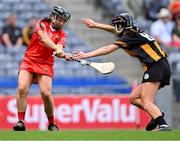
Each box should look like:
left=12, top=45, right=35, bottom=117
left=81, top=18, right=117, bottom=34
left=74, top=44, right=119, bottom=59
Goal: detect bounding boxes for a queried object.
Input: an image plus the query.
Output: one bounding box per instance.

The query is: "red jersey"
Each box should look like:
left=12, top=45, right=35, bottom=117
left=23, top=19, right=66, bottom=65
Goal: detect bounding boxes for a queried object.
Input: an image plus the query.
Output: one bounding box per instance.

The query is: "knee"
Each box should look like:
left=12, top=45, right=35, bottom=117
left=18, top=85, right=28, bottom=97
left=129, top=94, right=136, bottom=105
left=18, top=84, right=28, bottom=95
left=40, top=88, right=51, bottom=98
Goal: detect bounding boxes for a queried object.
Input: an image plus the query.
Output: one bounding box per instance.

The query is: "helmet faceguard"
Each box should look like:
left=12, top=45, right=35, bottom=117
left=112, top=13, right=134, bottom=34
left=50, top=6, right=71, bottom=30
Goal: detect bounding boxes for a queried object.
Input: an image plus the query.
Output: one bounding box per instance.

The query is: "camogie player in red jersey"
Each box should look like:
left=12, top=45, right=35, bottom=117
left=13, top=6, right=72, bottom=131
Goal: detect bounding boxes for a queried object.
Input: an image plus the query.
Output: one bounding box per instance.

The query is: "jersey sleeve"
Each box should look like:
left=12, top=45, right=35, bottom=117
left=113, top=35, right=129, bottom=48
left=57, top=31, right=66, bottom=47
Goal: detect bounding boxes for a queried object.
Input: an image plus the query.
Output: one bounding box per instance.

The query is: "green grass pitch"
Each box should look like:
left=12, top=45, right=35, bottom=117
left=0, top=130, right=180, bottom=140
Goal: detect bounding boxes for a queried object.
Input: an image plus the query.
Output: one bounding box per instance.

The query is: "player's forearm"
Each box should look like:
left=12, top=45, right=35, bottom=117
left=94, top=23, right=116, bottom=34
left=38, top=30, right=65, bottom=57
left=85, top=45, right=117, bottom=58
left=85, top=49, right=107, bottom=58
left=37, top=23, right=58, bottom=50
left=38, top=30, right=58, bottom=50
left=41, top=36, right=57, bottom=50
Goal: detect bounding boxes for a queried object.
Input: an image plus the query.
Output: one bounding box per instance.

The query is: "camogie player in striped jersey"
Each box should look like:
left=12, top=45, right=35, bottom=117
left=74, top=13, right=172, bottom=131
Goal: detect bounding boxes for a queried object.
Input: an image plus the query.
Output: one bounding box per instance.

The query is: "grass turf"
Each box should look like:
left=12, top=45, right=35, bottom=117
left=0, top=130, right=179, bottom=140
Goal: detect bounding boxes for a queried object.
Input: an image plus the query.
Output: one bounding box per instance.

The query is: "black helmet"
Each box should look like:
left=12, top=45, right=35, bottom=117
left=112, top=13, right=134, bottom=34
left=50, top=5, right=71, bottom=29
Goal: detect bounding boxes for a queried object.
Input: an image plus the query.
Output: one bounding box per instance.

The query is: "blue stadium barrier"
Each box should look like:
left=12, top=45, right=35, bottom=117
left=0, top=76, right=131, bottom=94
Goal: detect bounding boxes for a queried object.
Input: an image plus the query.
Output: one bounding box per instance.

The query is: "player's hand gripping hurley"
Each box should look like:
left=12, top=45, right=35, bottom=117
left=71, top=57, right=115, bottom=74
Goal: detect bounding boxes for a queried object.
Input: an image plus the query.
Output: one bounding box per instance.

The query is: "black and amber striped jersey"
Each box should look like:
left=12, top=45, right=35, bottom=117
left=113, top=29, right=167, bottom=65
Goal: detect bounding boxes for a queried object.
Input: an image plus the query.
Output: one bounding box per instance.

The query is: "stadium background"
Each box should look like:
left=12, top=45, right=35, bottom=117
left=0, top=0, right=179, bottom=131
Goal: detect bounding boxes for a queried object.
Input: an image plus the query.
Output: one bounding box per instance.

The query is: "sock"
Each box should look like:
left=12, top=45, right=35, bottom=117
left=154, top=116, right=167, bottom=126
left=48, top=116, right=54, bottom=125
left=18, top=112, right=25, bottom=121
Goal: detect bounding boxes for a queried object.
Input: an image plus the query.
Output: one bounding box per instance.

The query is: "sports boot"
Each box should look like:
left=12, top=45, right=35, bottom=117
left=146, top=111, right=164, bottom=131
left=157, top=125, right=172, bottom=131
left=48, top=123, right=59, bottom=131
left=13, top=120, right=26, bottom=131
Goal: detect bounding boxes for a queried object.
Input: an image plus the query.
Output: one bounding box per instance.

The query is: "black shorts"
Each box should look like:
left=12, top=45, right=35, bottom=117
left=142, top=58, right=171, bottom=89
